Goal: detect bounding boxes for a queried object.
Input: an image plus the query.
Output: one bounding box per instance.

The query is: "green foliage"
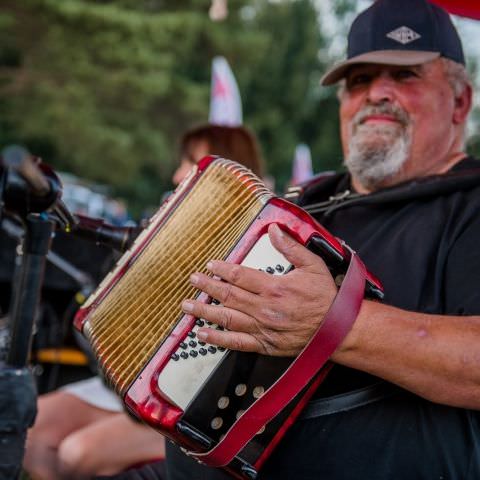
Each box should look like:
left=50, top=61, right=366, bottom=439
left=241, top=0, right=343, bottom=187
left=0, top=0, right=344, bottom=217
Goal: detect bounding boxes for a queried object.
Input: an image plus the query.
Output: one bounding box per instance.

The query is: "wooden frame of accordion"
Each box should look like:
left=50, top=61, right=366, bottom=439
left=75, top=156, right=383, bottom=479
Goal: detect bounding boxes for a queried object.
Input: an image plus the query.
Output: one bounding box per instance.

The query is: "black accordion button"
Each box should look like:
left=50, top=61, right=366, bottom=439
left=189, top=350, right=198, bottom=358
left=180, top=351, right=189, bottom=359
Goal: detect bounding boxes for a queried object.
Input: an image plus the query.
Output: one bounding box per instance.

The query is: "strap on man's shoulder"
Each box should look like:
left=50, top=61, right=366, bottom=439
left=284, top=171, right=345, bottom=206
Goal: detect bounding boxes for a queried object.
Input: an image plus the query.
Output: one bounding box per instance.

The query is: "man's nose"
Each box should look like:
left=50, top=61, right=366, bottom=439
left=366, top=75, right=395, bottom=104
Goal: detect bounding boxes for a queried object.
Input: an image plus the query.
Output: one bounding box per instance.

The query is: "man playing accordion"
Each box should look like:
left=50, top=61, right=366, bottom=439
left=165, top=0, right=480, bottom=478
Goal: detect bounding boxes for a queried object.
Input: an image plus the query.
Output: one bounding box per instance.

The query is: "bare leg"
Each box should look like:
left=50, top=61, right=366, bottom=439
left=57, top=413, right=165, bottom=478
left=23, top=391, right=119, bottom=480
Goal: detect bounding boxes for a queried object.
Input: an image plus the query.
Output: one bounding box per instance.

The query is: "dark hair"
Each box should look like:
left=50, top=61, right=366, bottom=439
left=179, top=124, right=264, bottom=177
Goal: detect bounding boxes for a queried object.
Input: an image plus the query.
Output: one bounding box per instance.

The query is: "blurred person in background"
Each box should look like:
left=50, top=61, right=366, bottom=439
left=172, top=123, right=264, bottom=185
left=23, top=123, right=264, bottom=480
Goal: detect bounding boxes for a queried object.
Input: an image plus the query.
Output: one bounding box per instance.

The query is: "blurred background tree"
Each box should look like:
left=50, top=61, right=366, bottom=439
left=0, top=0, right=346, bottom=216
left=1, top=0, right=479, bottom=217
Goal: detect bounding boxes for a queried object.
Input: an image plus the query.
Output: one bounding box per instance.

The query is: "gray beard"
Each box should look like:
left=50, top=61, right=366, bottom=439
left=345, top=123, right=412, bottom=191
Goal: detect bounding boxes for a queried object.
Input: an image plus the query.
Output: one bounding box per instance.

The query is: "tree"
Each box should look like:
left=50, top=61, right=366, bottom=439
left=0, top=0, right=344, bottom=215
left=240, top=0, right=344, bottom=189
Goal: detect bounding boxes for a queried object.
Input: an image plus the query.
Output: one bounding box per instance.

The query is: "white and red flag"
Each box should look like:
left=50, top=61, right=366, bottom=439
left=209, top=56, right=243, bottom=126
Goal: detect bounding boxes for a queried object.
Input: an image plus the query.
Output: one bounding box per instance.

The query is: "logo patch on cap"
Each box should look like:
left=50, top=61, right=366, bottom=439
left=386, top=26, right=421, bottom=45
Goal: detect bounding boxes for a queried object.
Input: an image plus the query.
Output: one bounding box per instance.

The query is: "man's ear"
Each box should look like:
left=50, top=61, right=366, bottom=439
left=453, top=83, right=473, bottom=125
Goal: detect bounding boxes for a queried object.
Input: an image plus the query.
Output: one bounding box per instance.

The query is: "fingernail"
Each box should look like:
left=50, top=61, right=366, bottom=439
left=206, top=261, right=213, bottom=270
left=182, top=300, right=194, bottom=313
left=190, top=273, right=199, bottom=285
left=197, top=330, right=208, bottom=341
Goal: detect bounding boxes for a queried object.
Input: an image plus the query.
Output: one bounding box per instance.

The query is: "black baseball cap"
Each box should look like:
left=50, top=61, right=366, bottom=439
left=321, top=0, right=465, bottom=86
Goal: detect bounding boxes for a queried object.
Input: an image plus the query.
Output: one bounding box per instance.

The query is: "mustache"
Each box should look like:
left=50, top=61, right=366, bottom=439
left=352, top=104, right=410, bottom=128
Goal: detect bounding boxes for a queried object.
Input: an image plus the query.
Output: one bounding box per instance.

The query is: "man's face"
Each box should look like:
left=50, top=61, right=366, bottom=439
left=339, top=59, right=462, bottom=192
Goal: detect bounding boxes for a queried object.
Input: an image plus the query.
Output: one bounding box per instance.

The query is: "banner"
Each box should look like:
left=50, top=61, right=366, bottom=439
left=209, top=56, right=243, bottom=126
left=291, top=143, right=314, bottom=185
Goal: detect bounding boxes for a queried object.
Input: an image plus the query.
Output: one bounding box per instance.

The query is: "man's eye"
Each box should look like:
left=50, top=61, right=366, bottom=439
left=394, top=69, right=418, bottom=80
left=347, top=74, right=371, bottom=88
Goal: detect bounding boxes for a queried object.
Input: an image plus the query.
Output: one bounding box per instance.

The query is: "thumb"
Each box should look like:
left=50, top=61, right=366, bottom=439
left=268, top=223, right=329, bottom=273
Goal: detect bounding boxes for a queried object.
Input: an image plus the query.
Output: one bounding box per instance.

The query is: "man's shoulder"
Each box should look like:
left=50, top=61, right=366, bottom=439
left=285, top=156, right=480, bottom=211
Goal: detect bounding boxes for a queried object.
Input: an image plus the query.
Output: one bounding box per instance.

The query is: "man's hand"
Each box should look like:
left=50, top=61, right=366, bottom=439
left=181, top=223, right=338, bottom=357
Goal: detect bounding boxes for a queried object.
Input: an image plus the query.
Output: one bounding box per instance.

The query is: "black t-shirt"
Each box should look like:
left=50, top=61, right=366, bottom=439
left=164, top=158, right=480, bottom=479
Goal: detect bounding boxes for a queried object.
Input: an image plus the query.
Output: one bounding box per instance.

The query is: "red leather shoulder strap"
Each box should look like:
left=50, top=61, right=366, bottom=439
left=189, top=252, right=367, bottom=467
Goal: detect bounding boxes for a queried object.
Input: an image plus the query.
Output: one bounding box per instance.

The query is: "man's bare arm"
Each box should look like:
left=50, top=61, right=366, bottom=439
left=335, top=300, right=480, bottom=409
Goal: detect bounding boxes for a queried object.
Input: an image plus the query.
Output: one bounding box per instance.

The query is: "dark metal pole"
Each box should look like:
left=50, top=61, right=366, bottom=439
left=7, top=214, right=54, bottom=367
left=0, top=214, right=53, bottom=479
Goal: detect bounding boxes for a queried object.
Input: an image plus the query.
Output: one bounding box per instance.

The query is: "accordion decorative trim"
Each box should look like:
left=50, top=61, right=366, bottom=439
left=76, top=157, right=272, bottom=395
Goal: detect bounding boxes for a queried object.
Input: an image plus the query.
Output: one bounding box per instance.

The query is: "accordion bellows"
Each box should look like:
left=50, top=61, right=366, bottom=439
left=76, top=156, right=383, bottom=478
left=82, top=159, right=272, bottom=395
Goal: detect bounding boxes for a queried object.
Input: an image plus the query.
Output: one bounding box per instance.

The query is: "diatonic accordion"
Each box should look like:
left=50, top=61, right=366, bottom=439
left=75, top=156, right=383, bottom=479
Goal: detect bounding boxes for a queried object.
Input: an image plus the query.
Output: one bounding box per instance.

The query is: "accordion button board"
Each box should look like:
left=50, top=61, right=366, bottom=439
left=156, top=233, right=292, bottom=411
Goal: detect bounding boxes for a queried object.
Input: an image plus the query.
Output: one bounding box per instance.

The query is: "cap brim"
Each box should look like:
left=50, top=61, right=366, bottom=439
left=320, top=50, right=440, bottom=86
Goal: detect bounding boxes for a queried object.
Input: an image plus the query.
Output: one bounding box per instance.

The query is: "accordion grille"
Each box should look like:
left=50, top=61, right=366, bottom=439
left=85, top=160, right=270, bottom=395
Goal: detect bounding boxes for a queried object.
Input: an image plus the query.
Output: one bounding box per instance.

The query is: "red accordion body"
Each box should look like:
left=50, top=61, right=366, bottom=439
left=75, top=156, right=383, bottom=478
